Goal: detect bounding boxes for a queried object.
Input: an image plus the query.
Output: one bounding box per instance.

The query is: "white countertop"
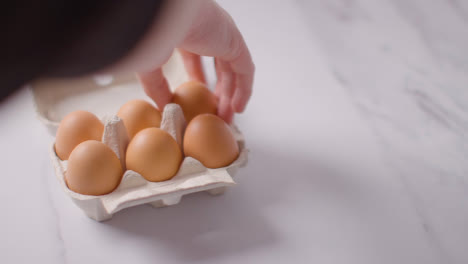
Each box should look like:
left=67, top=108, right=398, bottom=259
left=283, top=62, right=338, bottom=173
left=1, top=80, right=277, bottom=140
left=2, top=0, right=468, bottom=263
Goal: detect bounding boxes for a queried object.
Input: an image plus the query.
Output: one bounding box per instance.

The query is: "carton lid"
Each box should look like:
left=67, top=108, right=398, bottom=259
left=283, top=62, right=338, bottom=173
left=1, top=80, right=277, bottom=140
left=31, top=51, right=190, bottom=135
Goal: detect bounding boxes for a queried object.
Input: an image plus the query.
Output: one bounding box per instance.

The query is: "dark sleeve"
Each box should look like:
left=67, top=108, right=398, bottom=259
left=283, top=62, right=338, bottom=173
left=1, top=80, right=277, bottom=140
left=0, top=0, right=167, bottom=101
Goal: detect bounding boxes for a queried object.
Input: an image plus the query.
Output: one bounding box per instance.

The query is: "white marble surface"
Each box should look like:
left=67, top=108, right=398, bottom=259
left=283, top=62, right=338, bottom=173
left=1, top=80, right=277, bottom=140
left=1, top=0, right=467, bottom=263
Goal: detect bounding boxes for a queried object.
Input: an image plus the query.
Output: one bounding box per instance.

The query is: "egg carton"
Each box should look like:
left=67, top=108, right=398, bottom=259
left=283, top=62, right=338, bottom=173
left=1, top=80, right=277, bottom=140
left=31, top=51, right=248, bottom=221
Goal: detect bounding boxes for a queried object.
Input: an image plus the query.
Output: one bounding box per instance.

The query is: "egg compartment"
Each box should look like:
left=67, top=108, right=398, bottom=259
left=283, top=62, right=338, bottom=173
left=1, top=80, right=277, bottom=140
left=32, top=51, right=249, bottom=221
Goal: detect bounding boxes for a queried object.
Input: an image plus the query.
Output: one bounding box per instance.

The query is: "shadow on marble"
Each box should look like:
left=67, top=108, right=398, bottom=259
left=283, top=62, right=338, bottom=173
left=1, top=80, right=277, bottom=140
left=104, top=142, right=367, bottom=262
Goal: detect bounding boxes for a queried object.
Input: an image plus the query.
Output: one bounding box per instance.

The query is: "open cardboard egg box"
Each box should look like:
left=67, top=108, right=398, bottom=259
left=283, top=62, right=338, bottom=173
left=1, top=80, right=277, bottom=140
left=30, top=51, right=248, bottom=221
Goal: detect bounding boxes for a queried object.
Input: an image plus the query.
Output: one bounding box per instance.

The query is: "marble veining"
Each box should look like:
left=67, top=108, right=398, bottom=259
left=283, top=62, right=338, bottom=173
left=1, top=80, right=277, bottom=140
left=296, top=0, right=468, bottom=263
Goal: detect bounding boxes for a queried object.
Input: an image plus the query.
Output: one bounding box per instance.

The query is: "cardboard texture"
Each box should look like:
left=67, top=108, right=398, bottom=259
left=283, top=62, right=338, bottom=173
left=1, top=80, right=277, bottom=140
left=31, top=51, right=248, bottom=221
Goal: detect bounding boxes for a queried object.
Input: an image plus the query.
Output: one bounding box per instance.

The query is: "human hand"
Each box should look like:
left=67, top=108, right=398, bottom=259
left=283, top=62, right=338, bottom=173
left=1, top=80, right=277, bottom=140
left=135, top=0, right=255, bottom=124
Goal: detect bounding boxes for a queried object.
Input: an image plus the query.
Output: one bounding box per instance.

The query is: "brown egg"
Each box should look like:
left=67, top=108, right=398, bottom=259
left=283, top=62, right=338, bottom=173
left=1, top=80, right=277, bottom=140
left=172, top=81, right=217, bottom=122
left=55, top=110, right=104, bottom=160
left=66, top=140, right=123, bottom=195
left=126, top=128, right=183, bottom=182
left=184, top=114, right=239, bottom=168
left=117, top=99, right=162, bottom=139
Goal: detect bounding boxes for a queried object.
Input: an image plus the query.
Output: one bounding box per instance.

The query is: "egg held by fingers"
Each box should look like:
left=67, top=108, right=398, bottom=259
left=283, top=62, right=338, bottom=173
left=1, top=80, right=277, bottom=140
left=172, top=81, right=217, bottom=122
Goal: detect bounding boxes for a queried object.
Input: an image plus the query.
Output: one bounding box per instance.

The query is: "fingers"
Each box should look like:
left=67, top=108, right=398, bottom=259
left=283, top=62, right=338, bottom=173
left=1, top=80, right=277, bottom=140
left=232, top=72, right=253, bottom=112
left=215, top=59, right=236, bottom=123
left=214, top=58, right=222, bottom=97
left=179, top=49, right=206, bottom=83
left=223, top=36, right=255, bottom=113
left=180, top=1, right=255, bottom=123
left=137, top=68, right=172, bottom=110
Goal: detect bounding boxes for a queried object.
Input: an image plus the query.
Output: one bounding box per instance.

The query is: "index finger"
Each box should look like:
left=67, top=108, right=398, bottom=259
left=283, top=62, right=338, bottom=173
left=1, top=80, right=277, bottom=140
left=137, top=68, right=172, bottom=110
left=179, top=49, right=206, bottom=84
